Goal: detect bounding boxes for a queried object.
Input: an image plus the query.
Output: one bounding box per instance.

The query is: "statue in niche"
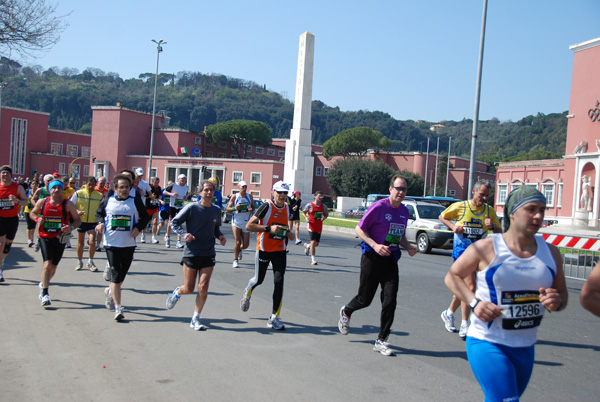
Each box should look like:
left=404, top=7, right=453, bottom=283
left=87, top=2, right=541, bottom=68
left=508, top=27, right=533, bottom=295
left=580, top=175, right=592, bottom=211
left=574, top=141, right=588, bottom=154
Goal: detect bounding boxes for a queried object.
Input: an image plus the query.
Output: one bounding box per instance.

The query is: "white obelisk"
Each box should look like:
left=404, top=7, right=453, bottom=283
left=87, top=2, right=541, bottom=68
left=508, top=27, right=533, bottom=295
left=284, top=32, right=315, bottom=196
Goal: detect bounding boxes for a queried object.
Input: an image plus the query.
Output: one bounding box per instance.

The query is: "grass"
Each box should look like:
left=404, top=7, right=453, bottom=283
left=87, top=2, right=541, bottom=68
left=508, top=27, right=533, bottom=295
left=300, top=213, right=359, bottom=229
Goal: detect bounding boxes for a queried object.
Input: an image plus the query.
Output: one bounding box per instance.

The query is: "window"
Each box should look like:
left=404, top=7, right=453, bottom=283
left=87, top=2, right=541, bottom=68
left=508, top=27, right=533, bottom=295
left=205, top=151, right=213, bottom=158
left=51, top=143, right=63, bottom=155
left=9, top=118, right=27, bottom=175
left=497, top=184, right=508, bottom=205
left=323, top=167, right=329, bottom=177
left=58, top=163, right=66, bottom=175
left=218, top=141, right=227, bottom=149
left=246, top=145, right=252, bottom=153
left=195, top=137, right=202, bottom=145
left=278, top=150, right=285, bottom=158
left=315, top=166, right=322, bottom=176
left=150, top=168, right=157, bottom=178
left=66, top=145, right=78, bottom=157
left=542, top=183, right=555, bottom=207
left=206, top=139, right=213, bottom=146
left=81, top=146, right=91, bottom=157
left=557, top=183, right=563, bottom=208
left=250, top=190, right=260, bottom=197
left=251, top=172, right=261, bottom=184
left=267, top=149, right=275, bottom=156
left=255, top=147, right=264, bottom=155
left=232, top=172, right=243, bottom=183
left=83, top=165, right=89, bottom=177
left=217, top=153, right=226, bottom=158
left=72, top=164, right=80, bottom=179
left=167, top=167, right=177, bottom=183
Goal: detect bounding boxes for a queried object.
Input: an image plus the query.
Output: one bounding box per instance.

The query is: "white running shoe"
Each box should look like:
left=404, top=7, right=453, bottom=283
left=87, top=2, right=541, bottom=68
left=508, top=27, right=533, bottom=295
left=165, top=239, right=170, bottom=248
left=373, top=339, right=395, bottom=356
left=114, top=306, right=125, bottom=321
left=75, top=261, right=83, bottom=271
left=267, top=314, right=285, bottom=331
left=0, top=268, right=4, bottom=282
left=459, top=323, right=469, bottom=340
left=66, top=241, right=71, bottom=248
left=304, top=243, right=310, bottom=256
left=104, top=287, right=114, bottom=310
left=240, top=294, right=251, bottom=312
left=40, top=294, right=51, bottom=306
left=87, top=260, right=98, bottom=272
left=140, top=234, right=146, bottom=243
left=166, top=287, right=180, bottom=310
left=441, top=310, right=457, bottom=332
left=151, top=237, right=159, bottom=244
left=34, top=241, right=40, bottom=252
left=190, top=316, right=207, bottom=331
left=311, top=260, right=318, bottom=265
left=232, top=260, right=239, bottom=269
left=295, top=239, right=302, bottom=245
left=176, top=240, right=183, bottom=249
left=103, top=262, right=111, bottom=282
left=338, top=306, right=350, bottom=335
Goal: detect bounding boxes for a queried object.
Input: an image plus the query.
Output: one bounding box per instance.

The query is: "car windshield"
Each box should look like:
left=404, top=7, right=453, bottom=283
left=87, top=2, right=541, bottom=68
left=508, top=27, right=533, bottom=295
left=416, top=205, right=445, bottom=219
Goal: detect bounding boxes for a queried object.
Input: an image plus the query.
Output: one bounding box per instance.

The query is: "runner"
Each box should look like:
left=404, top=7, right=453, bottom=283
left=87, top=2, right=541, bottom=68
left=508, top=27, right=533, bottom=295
left=24, top=179, right=39, bottom=247
left=240, top=181, right=295, bottom=330
left=444, top=185, right=567, bottom=401
left=96, top=174, right=150, bottom=321
left=302, top=190, right=328, bottom=265
left=29, top=180, right=81, bottom=305
left=71, top=177, right=103, bottom=271
left=338, top=175, right=417, bottom=356
left=134, top=168, right=152, bottom=205
left=226, top=181, right=254, bottom=268
left=31, top=174, right=54, bottom=252
left=289, top=190, right=303, bottom=245
left=0, top=165, right=27, bottom=281
left=165, top=179, right=226, bottom=330
left=581, top=261, right=600, bottom=317
left=140, top=176, right=162, bottom=244
left=162, top=174, right=189, bottom=249
left=94, top=176, right=109, bottom=252
left=157, top=180, right=172, bottom=237
left=438, top=179, right=502, bottom=339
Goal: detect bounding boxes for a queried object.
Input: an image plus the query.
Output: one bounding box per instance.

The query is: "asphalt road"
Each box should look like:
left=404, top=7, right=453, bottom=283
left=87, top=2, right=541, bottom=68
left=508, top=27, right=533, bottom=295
left=1, top=220, right=598, bottom=402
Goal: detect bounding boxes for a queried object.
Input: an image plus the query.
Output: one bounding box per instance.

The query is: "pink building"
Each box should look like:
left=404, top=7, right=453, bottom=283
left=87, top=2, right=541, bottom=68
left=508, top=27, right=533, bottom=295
left=495, top=37, right=600, bottom=227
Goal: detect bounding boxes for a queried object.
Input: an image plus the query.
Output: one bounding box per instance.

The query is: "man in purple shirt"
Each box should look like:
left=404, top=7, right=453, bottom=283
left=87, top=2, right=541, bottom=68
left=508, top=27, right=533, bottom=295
left=338, top=175, right=417, bottom=356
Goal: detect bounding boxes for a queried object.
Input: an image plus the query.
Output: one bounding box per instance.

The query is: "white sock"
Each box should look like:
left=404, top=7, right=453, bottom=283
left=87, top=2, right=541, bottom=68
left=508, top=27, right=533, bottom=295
left=446, top=309, right=454, bottom=317
left=461, top=320, right=469, bottom=326
left=193, top=312, right=201, bottom=319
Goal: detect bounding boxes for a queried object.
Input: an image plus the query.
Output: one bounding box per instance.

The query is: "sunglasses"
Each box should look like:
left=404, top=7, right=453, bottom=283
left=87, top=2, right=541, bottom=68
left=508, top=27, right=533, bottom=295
left=276, top=191, right=288, bottom=195
left=393, top=187, right=407, bottom=192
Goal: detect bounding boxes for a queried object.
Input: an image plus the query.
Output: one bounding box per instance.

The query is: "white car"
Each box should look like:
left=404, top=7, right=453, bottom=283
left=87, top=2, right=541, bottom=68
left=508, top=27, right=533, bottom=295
left=403, top=199, right=453, bottom=254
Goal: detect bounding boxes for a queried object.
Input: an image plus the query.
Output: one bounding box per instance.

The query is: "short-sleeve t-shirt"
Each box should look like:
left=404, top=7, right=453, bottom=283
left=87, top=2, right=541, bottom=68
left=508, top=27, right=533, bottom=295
left=357, top=197, right=409, bottom=251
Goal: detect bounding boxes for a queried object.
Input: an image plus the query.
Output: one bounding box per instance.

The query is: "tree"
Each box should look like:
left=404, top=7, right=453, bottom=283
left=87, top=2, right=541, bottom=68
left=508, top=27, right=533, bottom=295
left=206, top=119, right=272, bottom=159
left=0, top=0, right=69, bottom=57
left=395, top=170, right=425, bottom=196
left=322, top=126, right=391, bottom=159
left=327, top=158, right=395, bottom=197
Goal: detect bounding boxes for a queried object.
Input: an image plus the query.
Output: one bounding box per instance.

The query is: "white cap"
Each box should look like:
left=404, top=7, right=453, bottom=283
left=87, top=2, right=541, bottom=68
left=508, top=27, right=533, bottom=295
left=177, top=174, right=187, bottom=179
left=272, top=181, right=289, bottom=192
left=135, top=168, right=144, bottom=176
left=239, top=181, right=248, bottom=187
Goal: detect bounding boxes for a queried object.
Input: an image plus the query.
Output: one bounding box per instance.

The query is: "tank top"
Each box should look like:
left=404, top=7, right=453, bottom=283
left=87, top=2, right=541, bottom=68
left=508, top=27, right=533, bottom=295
left=0, top=182, right=19, bottom=218
left=306, top=201, right=326, bottom=233
left=102, top=196, right=140, bottom=248
left=232, top=194, right=252, bottom=225
left=38, top=199, right=69, bottom=239
left=255, top=200, right=290, bottom=252
left=468, top=233, right=557, bottom=347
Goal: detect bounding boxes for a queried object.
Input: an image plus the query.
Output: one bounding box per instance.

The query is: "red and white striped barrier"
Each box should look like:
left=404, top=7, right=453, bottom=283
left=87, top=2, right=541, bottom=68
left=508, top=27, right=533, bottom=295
left=541, top=233, right=600, bottom=251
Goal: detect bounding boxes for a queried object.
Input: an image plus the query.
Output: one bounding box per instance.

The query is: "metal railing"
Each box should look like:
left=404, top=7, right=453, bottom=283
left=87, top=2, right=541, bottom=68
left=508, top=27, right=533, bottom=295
left=560, top=247, right=598, bottom=281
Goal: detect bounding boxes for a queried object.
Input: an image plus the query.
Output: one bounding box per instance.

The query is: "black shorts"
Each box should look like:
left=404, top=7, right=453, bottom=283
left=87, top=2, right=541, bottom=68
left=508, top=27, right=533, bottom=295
left=160, top=210, right=169, bottom=221
left=25, top=213, right=37, bottom=230
left=0, top=216, right=19, bottom=240
left=77, top=222, right=97, bottom=233
left=181, top=255, right=216, bottom=270
left=105, top=246, right=136, bottom=283
left=309, top=231, right=322, bottom=242
left=169, top=207, right=183, bottom=219
left=39, top=237, right=66, bottom=265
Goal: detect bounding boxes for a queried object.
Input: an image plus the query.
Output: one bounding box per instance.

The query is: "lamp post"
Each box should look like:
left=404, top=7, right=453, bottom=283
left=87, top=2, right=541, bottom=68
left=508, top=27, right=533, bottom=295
left=0, top=82, right=5, bottom=136
left=148, top=39, right=166, bottom=179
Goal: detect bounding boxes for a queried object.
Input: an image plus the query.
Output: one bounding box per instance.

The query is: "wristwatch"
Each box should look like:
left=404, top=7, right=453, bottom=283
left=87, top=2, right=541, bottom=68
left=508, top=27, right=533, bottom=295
left=469, top=298, right=480, bottom=309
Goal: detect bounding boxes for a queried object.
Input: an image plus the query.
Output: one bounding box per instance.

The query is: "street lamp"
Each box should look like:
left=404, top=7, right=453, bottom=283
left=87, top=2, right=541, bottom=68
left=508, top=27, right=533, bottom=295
left=0, top=82, right=6, bottom=136
left=148, top=39, right=166, bottom=179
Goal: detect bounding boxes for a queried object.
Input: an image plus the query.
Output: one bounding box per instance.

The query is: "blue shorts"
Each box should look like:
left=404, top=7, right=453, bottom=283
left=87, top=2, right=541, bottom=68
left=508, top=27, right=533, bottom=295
left=466, top=337, right=535, bottom=401
left=77, top=222, right=97, bottom=233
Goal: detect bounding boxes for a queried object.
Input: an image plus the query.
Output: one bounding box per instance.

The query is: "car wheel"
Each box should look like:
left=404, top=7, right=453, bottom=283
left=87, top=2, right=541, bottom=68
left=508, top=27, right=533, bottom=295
left=417, top=232, right=432, bottom=254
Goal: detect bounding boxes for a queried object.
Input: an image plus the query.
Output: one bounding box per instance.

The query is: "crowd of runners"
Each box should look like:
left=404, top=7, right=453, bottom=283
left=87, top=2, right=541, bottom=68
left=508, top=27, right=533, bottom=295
left=2, top=164, right=600, bottom=401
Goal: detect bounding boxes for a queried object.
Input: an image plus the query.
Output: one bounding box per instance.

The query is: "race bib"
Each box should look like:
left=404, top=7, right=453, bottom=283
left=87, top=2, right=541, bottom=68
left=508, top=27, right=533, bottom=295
left=0, top=197, right=13, bottom=210
left=384, top=223, right=405, bottom=247
left=174, top=199, right=184, bottom=208
left=269, top=224, right=288, bottom=240
left=43, top=217, right=62, bottom=233
left=463, top=224, right=484, bottom=242
left=237, top=203, right=249, bottom=212
left=313, top=211, right=323, bottom=220
left=109, top=215, right=132, bottom=232
left=500, top=290, right=544, bottom=330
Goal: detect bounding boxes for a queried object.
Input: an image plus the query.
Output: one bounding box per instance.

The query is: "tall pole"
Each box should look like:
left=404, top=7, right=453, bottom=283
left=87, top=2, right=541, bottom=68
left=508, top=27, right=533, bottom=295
left=445, top=137, right=452, bottom=197
left=0, top=82, right=5, bottom=138
left=468, top=0, right=488, bottom=195
left=434, top=137, right=440, bottom=196
left=423, top=138, right=430, bottom=196
left=148, top=39, right=166, bottom=179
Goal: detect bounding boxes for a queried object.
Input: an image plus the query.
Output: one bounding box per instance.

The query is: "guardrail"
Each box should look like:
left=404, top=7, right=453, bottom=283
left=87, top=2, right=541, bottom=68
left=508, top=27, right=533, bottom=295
left=541, top=233, right=599, bottom=281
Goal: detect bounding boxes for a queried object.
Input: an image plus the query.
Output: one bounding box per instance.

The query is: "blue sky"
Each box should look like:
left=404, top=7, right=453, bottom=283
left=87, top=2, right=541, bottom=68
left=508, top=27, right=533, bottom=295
left=22, top=0, right=600, bottom=122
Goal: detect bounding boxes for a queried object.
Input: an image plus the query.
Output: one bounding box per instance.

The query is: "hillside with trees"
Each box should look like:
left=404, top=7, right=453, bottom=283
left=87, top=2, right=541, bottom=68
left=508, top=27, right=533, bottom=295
left=0, top=57, right=567, bottom=164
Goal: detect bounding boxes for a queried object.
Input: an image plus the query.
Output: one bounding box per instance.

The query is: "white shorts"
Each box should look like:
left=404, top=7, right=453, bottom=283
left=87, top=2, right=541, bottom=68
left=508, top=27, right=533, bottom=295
left=232, top=220, right=249, bottom=233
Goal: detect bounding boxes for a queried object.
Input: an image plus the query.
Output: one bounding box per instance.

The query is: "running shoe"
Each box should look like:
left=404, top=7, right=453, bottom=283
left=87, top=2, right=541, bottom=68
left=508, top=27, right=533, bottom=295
left=240, top=294, right=251, bottom=312
left=166, top=287, right=180, bottom=309
left=40, top=294, right=51, bottom=306
left=75, top=261, right=83, bottom=271
left=151, top=237, right=159, bottom=244
left=338, top=306, right=350, bottom=335
left=165, top=239, right=170, bottom=248
left=28, top=239, right=33, bottom=247
left=267, top=314, right=285, bottom=331
left=140, top=233, right=146, bottom=243
left=295, top=239, right=302, bottom=245
left=176, top=240, right=183, bottom=249
left=373, top=339, right=395, bottom=356
left=103, top=262, right=111, bottom=282
left=0, top=268, right=4, bottom=282
left=65, top=241, right=71, bottom=248
left=104, top=287, right=114, bottom=310
left=190, top=316, right=207, bottom=331
left=459, top=323, right=469, bottom=340
left=87, top=260, right=98, bottom=272
left=441, top=310, right=456, bottom=332
left=304, top=243, right=310, bottom=256
left=114, top=306, right=125, bottom=321
left=311, top=260, right=318, bottom=266
left=95, top=245, right=102, bottom=252
left=232, top=260, right=239, bottom=269
left=34, top=241, right=40, bottom=252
